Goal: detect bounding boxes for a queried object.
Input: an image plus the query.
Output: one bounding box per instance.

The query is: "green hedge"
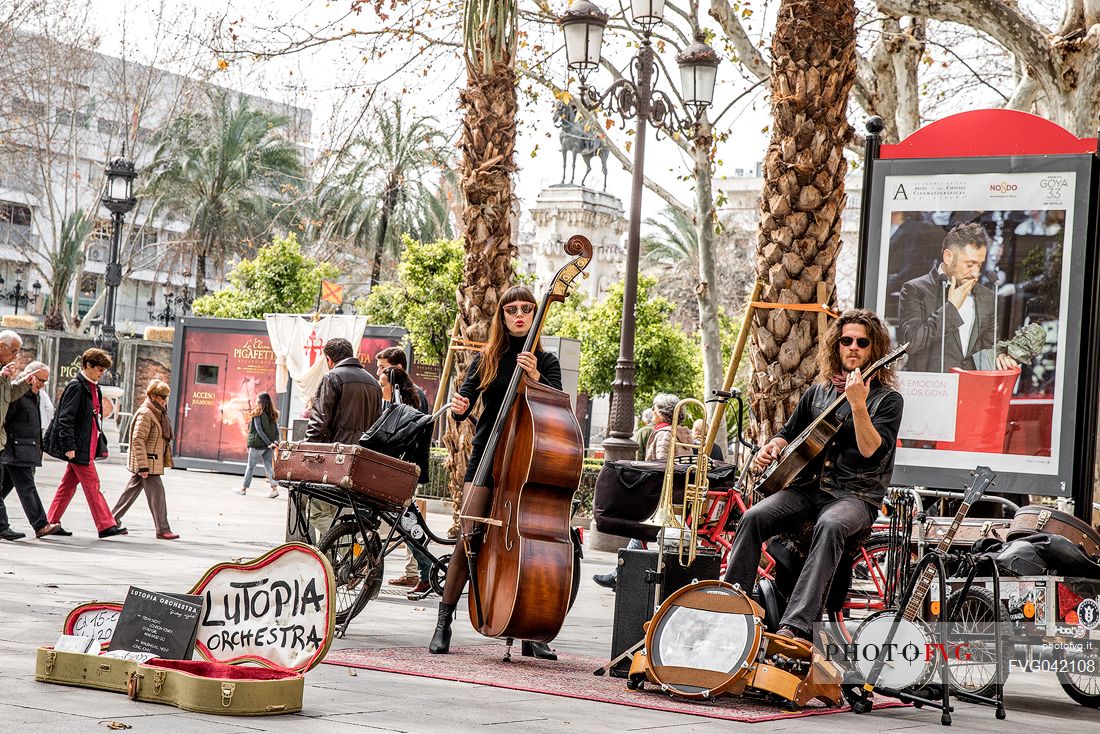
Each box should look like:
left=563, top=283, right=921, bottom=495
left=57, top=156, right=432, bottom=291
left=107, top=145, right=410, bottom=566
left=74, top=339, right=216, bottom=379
left=419, top=448, right=604, bottom=518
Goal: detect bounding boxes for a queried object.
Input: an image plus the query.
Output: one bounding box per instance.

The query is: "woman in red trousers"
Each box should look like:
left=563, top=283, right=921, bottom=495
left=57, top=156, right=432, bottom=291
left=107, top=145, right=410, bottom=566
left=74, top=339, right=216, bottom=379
left=45, top=348, right=127, bottom=538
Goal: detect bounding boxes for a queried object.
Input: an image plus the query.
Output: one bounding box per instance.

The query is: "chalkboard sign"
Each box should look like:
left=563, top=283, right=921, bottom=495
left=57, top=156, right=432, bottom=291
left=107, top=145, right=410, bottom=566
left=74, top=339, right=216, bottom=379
left=107, top=587, right=204, bottom=660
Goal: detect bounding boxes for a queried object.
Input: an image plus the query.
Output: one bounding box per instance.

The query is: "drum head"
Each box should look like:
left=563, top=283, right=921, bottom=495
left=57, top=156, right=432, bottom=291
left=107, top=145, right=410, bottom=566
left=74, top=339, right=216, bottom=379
left=645, top=580, right=763, bottom=698
left=852, top=611, right=936, bottom=690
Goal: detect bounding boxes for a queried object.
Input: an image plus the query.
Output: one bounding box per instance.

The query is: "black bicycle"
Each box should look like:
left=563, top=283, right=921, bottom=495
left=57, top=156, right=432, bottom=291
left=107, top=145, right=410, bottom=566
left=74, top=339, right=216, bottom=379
left=288, top=480, right=457, bottom=636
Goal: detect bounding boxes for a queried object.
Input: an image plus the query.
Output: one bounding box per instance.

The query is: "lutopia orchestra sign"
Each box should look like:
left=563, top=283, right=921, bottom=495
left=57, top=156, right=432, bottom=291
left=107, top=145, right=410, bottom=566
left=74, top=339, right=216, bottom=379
left=189, top=543, right=336, bottom=671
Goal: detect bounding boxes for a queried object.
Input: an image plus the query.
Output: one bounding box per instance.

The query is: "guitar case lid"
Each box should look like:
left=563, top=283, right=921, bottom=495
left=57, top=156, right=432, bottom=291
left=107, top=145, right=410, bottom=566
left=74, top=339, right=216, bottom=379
left=59, top=542, right=337, bottom=673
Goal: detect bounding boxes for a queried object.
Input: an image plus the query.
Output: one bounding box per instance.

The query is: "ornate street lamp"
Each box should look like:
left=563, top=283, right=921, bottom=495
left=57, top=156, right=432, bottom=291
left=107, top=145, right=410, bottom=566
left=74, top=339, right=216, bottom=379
left=1, top=266, right=42, bottom=316
left=147, top=283, right=193, bottom=327
left=560, top=3, right=719, bottom=461
left=96, top=149, right=138, bottom=381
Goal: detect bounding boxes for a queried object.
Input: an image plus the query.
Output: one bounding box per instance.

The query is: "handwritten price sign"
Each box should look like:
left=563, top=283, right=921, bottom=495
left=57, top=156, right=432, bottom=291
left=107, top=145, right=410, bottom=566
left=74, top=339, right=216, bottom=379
left=64, top=603, right=123, bottom=649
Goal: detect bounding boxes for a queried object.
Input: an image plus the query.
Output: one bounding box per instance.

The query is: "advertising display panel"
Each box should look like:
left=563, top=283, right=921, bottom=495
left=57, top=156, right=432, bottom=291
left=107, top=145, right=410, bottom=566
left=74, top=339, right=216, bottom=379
left=861, top=153, right=1097, bottom=497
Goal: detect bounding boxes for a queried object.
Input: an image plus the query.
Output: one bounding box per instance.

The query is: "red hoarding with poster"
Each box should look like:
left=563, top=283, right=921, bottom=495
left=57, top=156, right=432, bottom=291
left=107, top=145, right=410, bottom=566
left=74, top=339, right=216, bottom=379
left=175, top=331, right=278, bottom=464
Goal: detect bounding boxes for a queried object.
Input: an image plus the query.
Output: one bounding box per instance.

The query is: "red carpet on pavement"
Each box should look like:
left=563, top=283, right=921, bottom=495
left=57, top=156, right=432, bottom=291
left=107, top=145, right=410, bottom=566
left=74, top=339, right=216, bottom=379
left=323, top=645, right=908, bottom=723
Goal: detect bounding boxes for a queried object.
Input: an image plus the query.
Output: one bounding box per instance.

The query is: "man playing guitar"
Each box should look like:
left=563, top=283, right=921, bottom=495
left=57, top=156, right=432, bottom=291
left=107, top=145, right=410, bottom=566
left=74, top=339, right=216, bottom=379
left=724, top=309, right=904, bottom=641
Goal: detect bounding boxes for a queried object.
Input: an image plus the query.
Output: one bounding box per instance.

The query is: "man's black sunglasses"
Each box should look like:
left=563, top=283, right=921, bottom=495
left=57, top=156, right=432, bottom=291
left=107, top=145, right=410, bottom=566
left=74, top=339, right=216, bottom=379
left=839, top=336, right=871, bottom=348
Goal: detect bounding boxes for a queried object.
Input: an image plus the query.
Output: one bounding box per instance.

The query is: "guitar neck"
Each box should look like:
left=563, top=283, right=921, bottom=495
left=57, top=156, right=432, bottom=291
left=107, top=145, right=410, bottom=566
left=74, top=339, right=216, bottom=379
left=901, top=501, right=971, bottom=620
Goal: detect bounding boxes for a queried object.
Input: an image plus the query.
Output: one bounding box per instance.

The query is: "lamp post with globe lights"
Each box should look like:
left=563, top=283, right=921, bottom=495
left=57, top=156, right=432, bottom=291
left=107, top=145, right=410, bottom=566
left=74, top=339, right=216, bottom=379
left=559, top=0, right=719, bottom=461
left=96, top=150, right=138, bottom=381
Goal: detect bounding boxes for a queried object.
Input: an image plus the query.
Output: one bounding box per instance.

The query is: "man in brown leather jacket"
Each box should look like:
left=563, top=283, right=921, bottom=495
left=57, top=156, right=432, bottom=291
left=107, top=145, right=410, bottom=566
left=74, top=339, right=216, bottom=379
left=303, top=338, right=382, bottom=540
left=304, top=338, right=382, bottom=443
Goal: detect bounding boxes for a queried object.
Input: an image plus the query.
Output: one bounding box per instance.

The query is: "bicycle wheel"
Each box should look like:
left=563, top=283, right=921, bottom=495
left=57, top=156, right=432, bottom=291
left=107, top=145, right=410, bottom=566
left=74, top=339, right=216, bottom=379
left=317, top=520, right=384, bottom=626
left=945, top=587, right=1005, bottom=698
left=1056, top=648, right=1100, bottom=707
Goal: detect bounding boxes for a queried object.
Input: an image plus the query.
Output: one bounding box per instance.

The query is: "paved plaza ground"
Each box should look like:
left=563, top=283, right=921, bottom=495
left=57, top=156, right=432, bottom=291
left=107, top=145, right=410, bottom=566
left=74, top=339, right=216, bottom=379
left=1, top=453, right=1097, bottom=733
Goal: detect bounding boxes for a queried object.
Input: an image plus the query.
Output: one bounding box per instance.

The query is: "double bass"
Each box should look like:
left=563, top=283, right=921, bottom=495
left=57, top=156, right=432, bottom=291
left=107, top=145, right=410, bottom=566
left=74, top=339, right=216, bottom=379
left=465, top=235, right=592, bottom=643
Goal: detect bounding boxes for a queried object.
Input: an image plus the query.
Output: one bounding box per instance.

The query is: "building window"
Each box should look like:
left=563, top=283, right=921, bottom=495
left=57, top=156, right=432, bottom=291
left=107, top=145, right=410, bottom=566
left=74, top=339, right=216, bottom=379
left=0, top=202, right=32, bottom=226
left=11, top=97, right=47, bottom=118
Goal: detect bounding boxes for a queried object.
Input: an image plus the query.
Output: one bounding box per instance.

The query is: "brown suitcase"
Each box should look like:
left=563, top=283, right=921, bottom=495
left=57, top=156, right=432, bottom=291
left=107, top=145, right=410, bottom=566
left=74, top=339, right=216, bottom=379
left=1008, top=505, right=1100, bottom=559
left=916, top=517, right=1012, bottom=548
left=275, top=441, right=418, bottom=507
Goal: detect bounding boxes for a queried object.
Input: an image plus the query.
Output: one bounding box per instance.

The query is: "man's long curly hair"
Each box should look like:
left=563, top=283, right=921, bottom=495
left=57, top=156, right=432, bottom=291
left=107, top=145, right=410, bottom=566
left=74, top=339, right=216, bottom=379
left=816, top=309, right=898, bottom=389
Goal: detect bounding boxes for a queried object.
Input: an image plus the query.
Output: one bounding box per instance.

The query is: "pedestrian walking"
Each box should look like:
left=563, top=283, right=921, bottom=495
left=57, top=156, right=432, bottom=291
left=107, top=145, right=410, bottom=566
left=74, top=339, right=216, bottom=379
left=0, top=361, right=61, bottom=540
left=44, top=348, right=127, bottom=539
left=236, top=391, right=281, bottom=498
left=111, top=380, right=178, bottom=539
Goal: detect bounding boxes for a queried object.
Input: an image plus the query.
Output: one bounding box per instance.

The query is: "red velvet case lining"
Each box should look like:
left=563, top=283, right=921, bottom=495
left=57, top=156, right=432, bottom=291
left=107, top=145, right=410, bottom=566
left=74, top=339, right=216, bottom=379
left=143, top=658, right=298, bottom=680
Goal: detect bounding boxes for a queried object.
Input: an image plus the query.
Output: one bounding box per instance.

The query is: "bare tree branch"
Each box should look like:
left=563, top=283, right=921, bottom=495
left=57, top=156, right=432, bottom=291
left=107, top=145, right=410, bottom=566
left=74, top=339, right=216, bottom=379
left=876, top=0, right=1060, bottom=99
left=1006, top=73, right=1042, bottom=111
left=707, top=0, right=770, bottom=82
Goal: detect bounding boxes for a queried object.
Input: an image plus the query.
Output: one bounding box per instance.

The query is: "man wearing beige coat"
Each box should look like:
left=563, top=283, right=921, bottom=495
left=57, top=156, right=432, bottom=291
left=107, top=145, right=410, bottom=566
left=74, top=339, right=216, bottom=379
left=111, top=379, right=178, bottom=539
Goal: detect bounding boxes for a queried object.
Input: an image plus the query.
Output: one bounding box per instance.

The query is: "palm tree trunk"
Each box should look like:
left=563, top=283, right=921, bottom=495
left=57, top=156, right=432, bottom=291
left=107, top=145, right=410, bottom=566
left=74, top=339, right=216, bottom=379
left=442, top=64, right=519, bottom=531
left=195, top=238, right=210, bottom=296
left=371, top=176, right=400, bottom=288
left=748, top=0, right=856, bottom=439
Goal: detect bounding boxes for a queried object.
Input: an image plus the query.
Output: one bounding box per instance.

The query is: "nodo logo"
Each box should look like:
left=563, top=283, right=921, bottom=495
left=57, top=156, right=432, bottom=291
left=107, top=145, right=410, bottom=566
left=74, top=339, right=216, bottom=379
left=989, top=181, right=1018, bottom=193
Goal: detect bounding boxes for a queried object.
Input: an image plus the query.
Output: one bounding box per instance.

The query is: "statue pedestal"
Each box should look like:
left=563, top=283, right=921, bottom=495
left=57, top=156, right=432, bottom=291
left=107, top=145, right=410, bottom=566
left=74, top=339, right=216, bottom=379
left=527, top=185, right=626, bottom=302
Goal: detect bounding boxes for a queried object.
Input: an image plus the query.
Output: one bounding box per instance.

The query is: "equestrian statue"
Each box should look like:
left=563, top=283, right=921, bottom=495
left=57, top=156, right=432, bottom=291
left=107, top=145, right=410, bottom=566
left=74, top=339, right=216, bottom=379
left=553, top=101, right=609, bottom=191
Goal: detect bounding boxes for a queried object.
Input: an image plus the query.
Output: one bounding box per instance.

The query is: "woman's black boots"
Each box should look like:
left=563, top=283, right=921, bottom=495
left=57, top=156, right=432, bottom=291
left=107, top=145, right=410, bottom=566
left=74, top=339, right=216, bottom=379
left=521, top=640, right=558, bottom=660
left=428, top=602, right=456, bottom=654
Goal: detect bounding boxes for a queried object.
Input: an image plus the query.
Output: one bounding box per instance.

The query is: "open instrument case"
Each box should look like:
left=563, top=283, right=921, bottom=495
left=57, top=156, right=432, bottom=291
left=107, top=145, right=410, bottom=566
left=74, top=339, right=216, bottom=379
left=34, top=543, right=336, bottom=716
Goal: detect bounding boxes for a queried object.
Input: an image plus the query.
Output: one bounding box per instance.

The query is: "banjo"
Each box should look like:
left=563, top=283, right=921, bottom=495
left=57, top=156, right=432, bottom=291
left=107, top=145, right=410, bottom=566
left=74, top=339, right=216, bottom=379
left=755, top=343, right=908, bottom=497
left=850, top=466, right=996, bottom=690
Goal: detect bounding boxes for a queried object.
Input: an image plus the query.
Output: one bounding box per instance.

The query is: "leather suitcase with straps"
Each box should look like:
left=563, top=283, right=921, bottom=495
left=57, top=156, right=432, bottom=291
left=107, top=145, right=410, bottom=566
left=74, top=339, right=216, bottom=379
left=274, top=441, right=418, bottom=508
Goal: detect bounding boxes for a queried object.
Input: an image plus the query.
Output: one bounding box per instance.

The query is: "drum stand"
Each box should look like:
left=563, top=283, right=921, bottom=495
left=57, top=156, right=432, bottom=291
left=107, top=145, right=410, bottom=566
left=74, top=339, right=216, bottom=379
left=845, top=550, right=1006, bottom=725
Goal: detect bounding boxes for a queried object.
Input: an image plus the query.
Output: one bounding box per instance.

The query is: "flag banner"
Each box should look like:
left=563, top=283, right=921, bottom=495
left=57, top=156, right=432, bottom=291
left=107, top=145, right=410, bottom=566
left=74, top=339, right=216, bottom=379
left=321, top=281, right=343, bottom=306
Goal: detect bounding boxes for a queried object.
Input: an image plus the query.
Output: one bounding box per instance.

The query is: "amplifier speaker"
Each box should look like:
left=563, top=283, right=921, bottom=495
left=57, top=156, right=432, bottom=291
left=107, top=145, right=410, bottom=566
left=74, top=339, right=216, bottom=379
left=608, top=548, right=721, bottom=677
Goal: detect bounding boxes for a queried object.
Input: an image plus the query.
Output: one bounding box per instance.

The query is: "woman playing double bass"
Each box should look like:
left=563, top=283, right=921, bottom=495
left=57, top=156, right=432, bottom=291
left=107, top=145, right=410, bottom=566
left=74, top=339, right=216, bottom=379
left=429, top=285, right=562, bottom=659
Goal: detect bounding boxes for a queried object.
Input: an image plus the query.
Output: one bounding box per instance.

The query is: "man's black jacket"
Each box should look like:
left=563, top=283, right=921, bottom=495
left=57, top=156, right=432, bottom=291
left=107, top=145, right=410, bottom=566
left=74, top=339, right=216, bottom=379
left=898, top=266, right=995, bottom=372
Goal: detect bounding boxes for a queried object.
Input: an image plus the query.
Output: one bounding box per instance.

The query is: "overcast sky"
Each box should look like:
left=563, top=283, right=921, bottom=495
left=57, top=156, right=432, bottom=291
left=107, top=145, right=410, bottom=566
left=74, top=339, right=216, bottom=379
left=63, top=0, right=772, bottom=225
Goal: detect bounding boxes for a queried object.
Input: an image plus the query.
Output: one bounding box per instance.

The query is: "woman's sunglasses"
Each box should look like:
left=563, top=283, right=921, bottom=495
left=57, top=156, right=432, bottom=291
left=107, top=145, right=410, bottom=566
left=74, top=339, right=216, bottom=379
left=839, top=336, right=871, bottom=348
left=503, top=304, right=535, bottom=316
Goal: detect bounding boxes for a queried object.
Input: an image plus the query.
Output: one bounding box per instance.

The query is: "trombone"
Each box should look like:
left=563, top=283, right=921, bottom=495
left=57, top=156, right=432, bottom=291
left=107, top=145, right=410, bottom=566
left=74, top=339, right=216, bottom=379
left=643, top=397, right=711, bottom=566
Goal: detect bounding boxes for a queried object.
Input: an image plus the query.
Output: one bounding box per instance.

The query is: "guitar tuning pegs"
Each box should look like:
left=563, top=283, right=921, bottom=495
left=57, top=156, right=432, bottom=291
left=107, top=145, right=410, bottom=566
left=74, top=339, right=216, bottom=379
left=582, top=272, right=590, bottom=279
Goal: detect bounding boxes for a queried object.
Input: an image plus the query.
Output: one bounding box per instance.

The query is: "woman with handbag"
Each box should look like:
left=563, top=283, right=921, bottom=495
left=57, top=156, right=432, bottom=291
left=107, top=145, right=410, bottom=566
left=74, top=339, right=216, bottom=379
left=236, top=392, right=280, bottom=498
left=111, top=380, right=179, bottom=539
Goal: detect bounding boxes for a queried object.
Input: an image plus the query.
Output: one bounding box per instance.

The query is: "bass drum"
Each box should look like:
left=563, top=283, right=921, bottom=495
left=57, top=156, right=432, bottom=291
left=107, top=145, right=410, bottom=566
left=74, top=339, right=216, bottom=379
left=850, top=610, right=937, bottom=690
left=634, top=580, right=764, bottom=699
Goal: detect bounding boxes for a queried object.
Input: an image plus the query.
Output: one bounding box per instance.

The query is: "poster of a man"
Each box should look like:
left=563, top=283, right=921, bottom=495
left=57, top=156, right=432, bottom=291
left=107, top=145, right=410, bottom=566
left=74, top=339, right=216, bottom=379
left=897, top=223, right=1018, bottom=373
left=870, top=168, right=1077, bottom=488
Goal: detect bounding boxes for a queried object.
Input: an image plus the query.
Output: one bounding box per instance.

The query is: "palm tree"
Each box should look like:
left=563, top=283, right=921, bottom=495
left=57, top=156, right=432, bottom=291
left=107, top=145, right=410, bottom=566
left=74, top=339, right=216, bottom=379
left=43, top=209, right=91, bottom=331
left=641, top=206, right=697, bottom=268
left=307, top=103, right=453, bottom=285
left=749, top=0, right=857, bottom=438
left=144, top=91, right=304, bottom=295
left=441, top=0, right=520, bottom=526
left=363, top=101, right=452, bottom=287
